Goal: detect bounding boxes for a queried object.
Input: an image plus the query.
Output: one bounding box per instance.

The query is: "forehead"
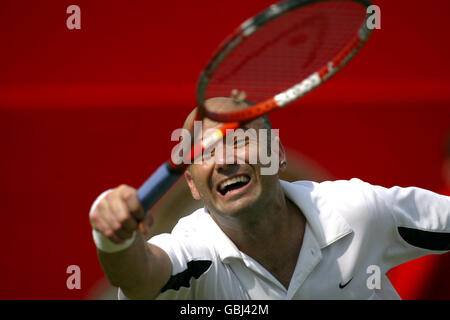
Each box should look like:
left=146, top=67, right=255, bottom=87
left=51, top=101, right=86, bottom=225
left=202, top=116, right=264, bottom=133
left=201, top=97, right=264, bottom=131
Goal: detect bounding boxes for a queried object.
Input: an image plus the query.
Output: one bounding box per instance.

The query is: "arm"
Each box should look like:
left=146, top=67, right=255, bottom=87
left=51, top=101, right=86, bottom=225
left=358, top=180, right=450, bottom=265
left=89, top=185, right=172, bottom=299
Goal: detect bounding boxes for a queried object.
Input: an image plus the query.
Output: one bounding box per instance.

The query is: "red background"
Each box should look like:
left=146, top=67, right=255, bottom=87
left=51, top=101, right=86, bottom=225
left=0, top=0, right=449, bottom=299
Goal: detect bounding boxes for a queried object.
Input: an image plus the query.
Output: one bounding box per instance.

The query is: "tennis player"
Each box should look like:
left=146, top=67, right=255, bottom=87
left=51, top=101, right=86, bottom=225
left=89, top=98, right=450, bottom=299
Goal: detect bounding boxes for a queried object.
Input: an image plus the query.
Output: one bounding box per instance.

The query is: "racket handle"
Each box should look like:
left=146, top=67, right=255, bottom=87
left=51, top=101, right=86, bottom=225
left=137, top=161, right=183, bottom=213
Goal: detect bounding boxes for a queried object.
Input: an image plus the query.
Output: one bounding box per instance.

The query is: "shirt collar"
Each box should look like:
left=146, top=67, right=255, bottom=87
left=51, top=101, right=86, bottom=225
left=279, top=180, right=353, bottom=248
left=202, top=209, right=244, bottom=262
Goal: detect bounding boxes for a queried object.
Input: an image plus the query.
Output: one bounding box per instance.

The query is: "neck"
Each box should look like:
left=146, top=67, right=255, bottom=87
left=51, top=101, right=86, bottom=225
left=211, top=181, right=286, bottom=241
left=209, top=182, right=305, bottom=287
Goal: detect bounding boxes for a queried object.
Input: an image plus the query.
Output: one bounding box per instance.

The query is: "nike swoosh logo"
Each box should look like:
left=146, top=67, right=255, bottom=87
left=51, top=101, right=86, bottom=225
left=339, top=277, right=353, bottom=289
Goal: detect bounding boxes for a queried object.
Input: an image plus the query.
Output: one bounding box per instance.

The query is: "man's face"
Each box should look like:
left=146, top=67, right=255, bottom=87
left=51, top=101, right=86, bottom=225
left=184, top=98, right=284, bottom=218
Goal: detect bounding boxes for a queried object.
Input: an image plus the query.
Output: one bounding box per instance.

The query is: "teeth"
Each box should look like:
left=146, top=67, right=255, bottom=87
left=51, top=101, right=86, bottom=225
left=219, top=175, right=250, bottom=192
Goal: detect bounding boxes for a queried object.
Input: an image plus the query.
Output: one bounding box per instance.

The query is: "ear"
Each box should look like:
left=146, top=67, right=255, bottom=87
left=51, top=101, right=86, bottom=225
left=184, top=168, right=201, bottom=200
left=277, top=137, right=287, bottom=173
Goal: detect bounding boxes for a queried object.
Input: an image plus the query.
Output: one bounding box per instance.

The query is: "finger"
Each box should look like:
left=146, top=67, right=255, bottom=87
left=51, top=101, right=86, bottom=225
left=120, top=187, right=145, bottom=221
left=107, top=232, right=126, bottom=244
left=108, top=193, right=138, bottom=232
left=115, top=228, right=134, bottom=241
left=93, top=213, right=123, bottom=244
left=96, top=217, right=128, bottom=245
left=103, top=194, right=137, bottom=241
left=96, top=198, right=121, bottom=234
left=90, top=210, right=110, bottom=235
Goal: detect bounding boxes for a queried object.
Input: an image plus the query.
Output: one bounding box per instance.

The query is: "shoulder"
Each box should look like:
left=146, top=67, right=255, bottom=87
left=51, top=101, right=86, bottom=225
left=171, top=208, right=214, bottom=236
left=284, top=178, right=376, bottom=210
left=282, top=178, right=393, bottom=233
left=149, top=208, right=217, bottom=262
left=290, top=177, right=371, bottom=192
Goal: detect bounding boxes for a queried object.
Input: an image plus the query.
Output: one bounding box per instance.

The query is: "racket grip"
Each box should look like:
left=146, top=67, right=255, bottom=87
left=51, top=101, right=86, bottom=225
left=137, top=161, right=183, bottom=213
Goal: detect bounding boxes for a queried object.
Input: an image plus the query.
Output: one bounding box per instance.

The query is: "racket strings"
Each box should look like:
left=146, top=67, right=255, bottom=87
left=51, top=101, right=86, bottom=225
left=204, top=1, right=367, bottom=107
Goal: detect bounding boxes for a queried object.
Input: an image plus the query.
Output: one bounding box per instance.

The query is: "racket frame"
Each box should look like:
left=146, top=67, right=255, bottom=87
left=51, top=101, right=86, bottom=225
left=197, top=0, right=373, bottom=123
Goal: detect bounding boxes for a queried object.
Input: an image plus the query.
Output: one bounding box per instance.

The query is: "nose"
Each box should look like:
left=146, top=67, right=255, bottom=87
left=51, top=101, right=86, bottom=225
left=213, top=143, right=240, bottom=173
left=215, top=162, right=241, bottom=175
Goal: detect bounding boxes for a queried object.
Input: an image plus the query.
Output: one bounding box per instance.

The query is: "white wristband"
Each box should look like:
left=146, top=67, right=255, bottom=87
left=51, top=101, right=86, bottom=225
left=92, top=229, right=137, bottom=253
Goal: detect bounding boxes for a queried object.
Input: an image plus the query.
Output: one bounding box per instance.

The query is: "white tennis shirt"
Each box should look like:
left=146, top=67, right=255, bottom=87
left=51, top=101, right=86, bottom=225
left=118, top=179, right=450, bottom=300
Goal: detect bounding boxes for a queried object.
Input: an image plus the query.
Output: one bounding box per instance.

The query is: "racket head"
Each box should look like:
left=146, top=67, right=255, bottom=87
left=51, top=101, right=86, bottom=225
left=197, top=0, right=373, bottom=123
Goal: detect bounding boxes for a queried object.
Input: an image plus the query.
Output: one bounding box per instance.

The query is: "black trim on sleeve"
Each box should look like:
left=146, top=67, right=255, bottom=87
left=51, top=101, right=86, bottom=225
left=161, top=260, right=212, bottom=293
left=398, top=227, right=450, bottom=251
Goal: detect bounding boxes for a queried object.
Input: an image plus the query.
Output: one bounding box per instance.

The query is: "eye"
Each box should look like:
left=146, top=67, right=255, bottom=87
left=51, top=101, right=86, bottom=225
left=204, top=146, right=216, bottom=159
left=233, top=136, right=250, bottom=148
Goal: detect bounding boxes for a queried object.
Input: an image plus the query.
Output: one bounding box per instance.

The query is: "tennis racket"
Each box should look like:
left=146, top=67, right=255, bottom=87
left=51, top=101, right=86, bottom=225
left=137, top=0, right=373, bottom=212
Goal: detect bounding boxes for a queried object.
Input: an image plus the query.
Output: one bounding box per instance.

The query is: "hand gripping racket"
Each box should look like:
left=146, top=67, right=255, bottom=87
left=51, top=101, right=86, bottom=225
left=137, top=0, right=373, bottom=212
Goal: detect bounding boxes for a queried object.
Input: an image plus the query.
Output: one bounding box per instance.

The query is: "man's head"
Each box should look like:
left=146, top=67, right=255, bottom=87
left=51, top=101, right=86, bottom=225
left=183, top=97, right=286, bottom=219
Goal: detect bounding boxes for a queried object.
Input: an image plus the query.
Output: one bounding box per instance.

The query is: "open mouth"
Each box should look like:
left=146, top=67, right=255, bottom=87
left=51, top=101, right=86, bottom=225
left=217, top=175, right=251, bottom=196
